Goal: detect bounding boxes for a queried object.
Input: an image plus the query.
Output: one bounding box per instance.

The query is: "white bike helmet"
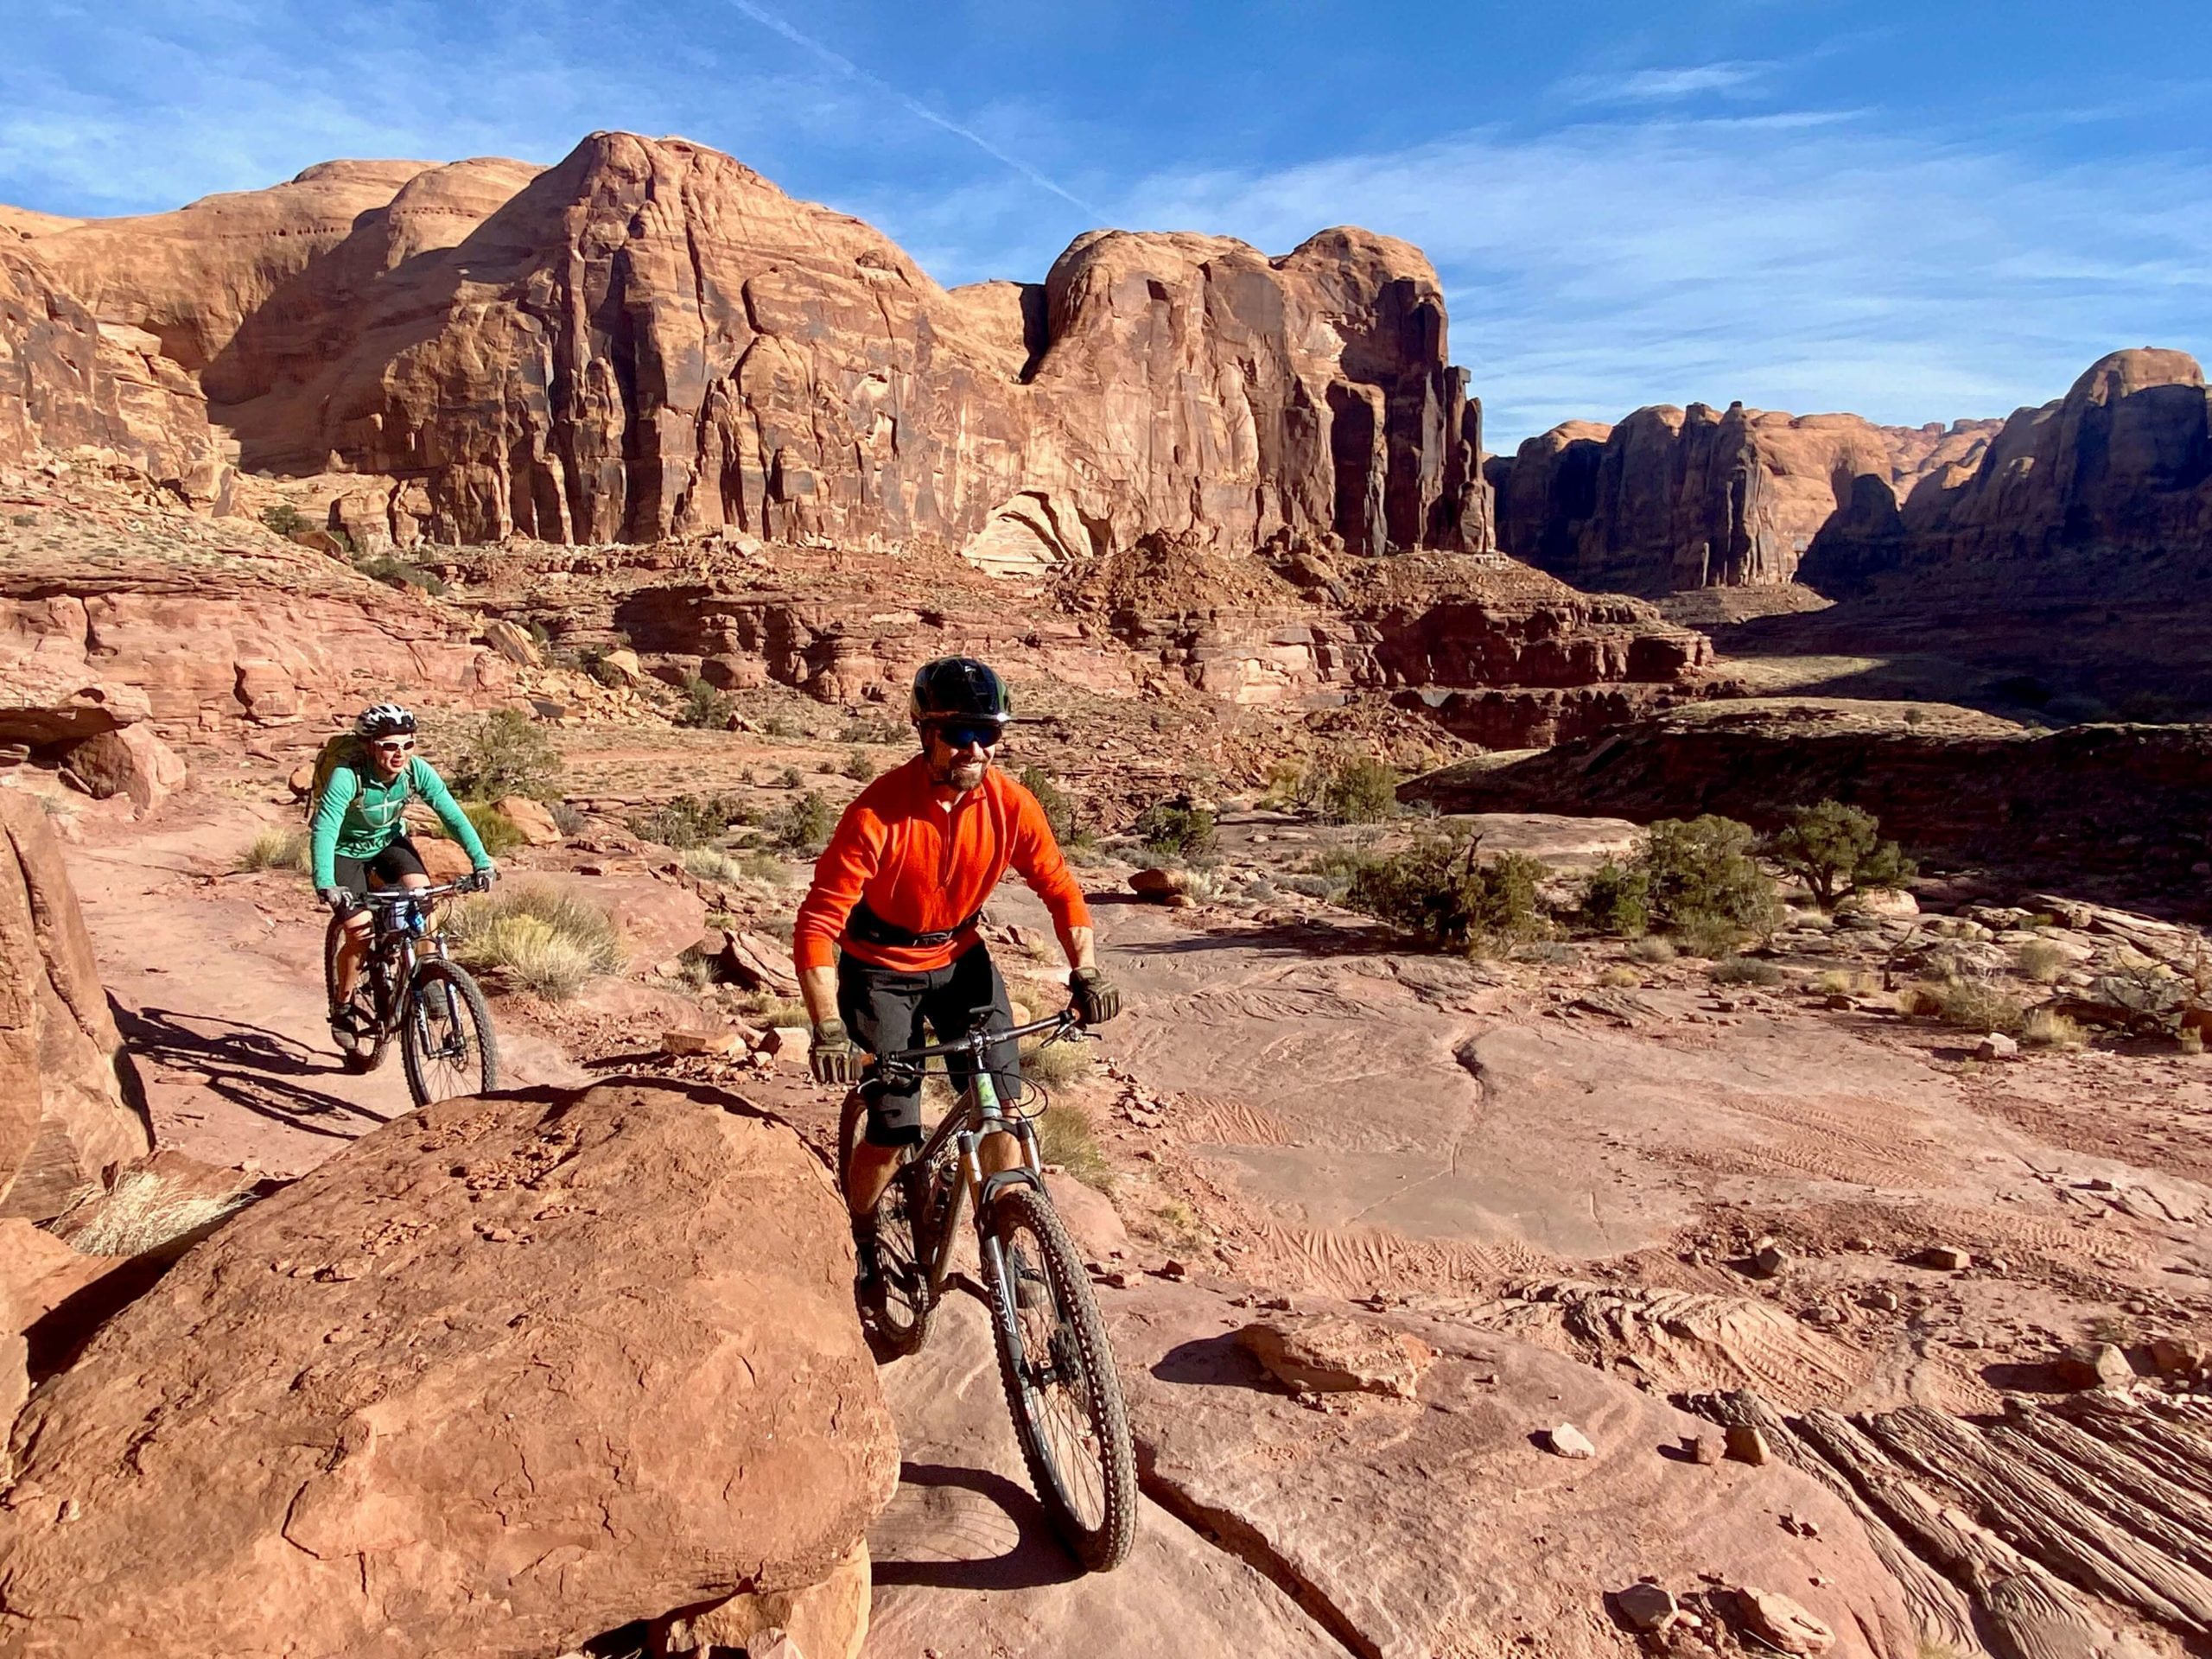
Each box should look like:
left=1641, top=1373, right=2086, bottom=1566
left=354, top=702, right=417, bottom=740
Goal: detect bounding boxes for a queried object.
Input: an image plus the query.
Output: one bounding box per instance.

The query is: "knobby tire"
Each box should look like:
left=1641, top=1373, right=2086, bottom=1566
left=323, top=915, right=391, bottom=1073
left=984, top=1181, right=1137, bottom=1572
left=400, top=959, right=497, bottom=1107
left=836, top=1088, right=936, bottom=1355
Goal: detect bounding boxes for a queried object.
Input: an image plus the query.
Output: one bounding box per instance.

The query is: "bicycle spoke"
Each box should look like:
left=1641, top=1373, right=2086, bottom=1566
left=1002, top=1219, right=1110, bottom=1531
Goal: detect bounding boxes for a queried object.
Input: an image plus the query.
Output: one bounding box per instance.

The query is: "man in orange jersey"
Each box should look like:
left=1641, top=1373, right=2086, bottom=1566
left=793, top=657, right=1122, bottom=1281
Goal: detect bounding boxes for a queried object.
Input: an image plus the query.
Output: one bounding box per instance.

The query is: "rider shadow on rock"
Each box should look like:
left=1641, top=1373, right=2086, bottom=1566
left=1120, top=915, right=1406, bottom=963
left=112, top=1003, right=392, bottom=1138
left=1151, top=1330, right=1277, bottom=1392
left=869, top=1460, right=1086, bottom=1592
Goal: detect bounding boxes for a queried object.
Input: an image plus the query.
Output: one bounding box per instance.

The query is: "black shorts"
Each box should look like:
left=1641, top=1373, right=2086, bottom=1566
left=332, top=835, right=427, bottom=899
left=838, top=944, right=1019, bottom=1147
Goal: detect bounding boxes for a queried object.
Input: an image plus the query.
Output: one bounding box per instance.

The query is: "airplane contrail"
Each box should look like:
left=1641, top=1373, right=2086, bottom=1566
left=723, top=0, right=1103, bottom=218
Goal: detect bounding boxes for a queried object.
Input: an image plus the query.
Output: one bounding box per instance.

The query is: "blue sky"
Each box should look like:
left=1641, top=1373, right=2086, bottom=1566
left=4, top=0, right=2209, bottom=446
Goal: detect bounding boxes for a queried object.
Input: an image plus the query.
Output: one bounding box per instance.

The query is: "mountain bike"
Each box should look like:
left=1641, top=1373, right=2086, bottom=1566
left=323, top=878, right=499, bottom=1108
left=836, top=1007, right=1137, bottom=1572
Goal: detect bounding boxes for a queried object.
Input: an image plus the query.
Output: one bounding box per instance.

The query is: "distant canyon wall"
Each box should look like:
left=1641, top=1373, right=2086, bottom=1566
left=2, top=134, right=1489, bottom=570
left=1491, top=349, right=2212, bottom=601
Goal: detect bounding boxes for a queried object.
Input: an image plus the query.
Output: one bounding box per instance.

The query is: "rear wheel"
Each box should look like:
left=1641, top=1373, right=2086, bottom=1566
left=836, top=1088, right=936, bottom=1356
left=400, top=959, right=497, bottom=1106
left=323, top=915, right=390, bottom=1073
left=984, top=1181, right=1137, bottom=1572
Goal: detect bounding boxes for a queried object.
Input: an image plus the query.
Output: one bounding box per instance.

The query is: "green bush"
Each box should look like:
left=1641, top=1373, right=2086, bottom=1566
left=1133, top=798, right=1217, bottom=861
left=1318, top=756, right=1401, bottom=825
left=237, top=826, right=310, bottom=873
left=1625, top=935, right=1677, bottom=964
left=842, top=747, right=878, bottom=784
left=779, top=765, right=804, bottom=790
left=1019, top=765, right=1096, bottom=854
left=260, top=502, right=310, bottom=537
left=1640, top=816, right=1779, bottom=947
left=766, top=789, right=836, bottom=855
left=1765, top=800, right=1916, bottom=908
left=628, top=792, right=741, bottom=850
left=1580, top=859, right=1649, bottom=937
left=675, top=677, right=734, bottom=730
left=682, top=845, right=791, bottom=887
left=1908, top=975, right=2026, bottom=1035
left=840, top=715, right=906, bottom=745
left=446, top=709, right=563, bottom=802
left=1343, top=832, right=1548, bottom=950
left=2016, top=939, right=2069, bottom=984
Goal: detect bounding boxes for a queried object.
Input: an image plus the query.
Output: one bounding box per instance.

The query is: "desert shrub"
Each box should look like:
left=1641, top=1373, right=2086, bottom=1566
left=1133, top=798, right=1217, bottom=862
left=238, top=826, right=309, bottom=873
left=1317, top=756, right=1401, bottom=825
left=57, top=1170, right=254, bottom=1256
left=2016, top=939, right=2069, bottom=984
left=1907, top=975, right=2025, bottom=1034
left=675, top=677, right=734, bottom=730
left=1598, top=963, right=1642, bottom=988
left=1344, top=833, right=1548, bottom=950
left=1259, top=758, right=1310, bottom=810
left=683, top=845, right=791, bottom=887
left=766, top=789, right=836, bottom=855
left=737, top=991, right=810, bottom=1027
left=447, top=709, right=563, bottom=802
left=777, top=765, right=804, bottom=790
left=1710, top=956, right=1784, bottom=987
left=628, top=791, right=741, bottom=850
left=353, top=553, right=447, bottom=596
left=1020, top=1033, right=1095, bottom=1089
left=260, top=502, right=309, bottom=537
left=2182, top=1027, right=2206, bottom=1055
left=842, top=747, right=878, bottom=784
left=448, top=883, right=624, bottom=998
left=1765, top=800, right=1916, bottom=908
left=761, top=712, right=805, bottom=740
left=840, top=715, right=906, bottom=745
left=2023, top=1007, right=2086, bottom=1049
left=1514, top=939, right=1574, bottom=965
left=1815, top=968, right=1878, bottom=996
left=1625, top=935, right=1677, bottom=964
left=1580, top=859, right=1650, bottom=937
left=1019, top=764, right=1096, bottom=853
left=549, top=800, right=585, bottom=836
left=1640, top=816, right=1780, bottom=946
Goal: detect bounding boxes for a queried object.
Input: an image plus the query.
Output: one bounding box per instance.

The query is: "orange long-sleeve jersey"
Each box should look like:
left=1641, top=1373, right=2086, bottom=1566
left=792, top=757, right=1093, bottom=975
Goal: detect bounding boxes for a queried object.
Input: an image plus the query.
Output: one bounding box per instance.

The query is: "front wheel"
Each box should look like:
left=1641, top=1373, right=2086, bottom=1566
left=836, top=1088, right=937, bottom=1356
left=323, top=915, right=390, bottom=1073
left=400, top=959, right=498, bottom=1107
left=984, top=1181, right=1137, bottom=1572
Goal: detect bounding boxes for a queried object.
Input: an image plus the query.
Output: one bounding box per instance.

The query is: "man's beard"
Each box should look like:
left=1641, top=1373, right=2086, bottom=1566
left=929, top=754, right=988, bottom=790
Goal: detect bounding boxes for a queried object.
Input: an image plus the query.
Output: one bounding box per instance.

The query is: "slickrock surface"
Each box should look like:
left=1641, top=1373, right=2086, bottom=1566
left=0, top=791, right=150, bottom=1220
left=0, top=1079, right=897, bottom=1659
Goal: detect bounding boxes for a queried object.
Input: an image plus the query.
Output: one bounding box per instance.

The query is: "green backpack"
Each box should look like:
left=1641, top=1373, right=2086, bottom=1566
left=303, top=734, right=370, bottom=822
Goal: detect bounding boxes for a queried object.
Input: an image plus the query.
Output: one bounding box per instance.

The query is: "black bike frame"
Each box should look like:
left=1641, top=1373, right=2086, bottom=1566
left=877, top=1009, right=1079, bottom=1298
left=353, top=880, right=468, bottom=1034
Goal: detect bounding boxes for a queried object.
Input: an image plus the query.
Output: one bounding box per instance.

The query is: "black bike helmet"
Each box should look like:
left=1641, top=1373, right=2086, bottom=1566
left=910, top=657, right=1012, bottom=727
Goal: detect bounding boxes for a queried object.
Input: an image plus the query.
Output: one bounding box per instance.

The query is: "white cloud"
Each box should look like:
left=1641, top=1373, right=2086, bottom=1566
left=1560, top=60, right=1776, bottom=104
left=1097, top=113, right=2212, bottom=446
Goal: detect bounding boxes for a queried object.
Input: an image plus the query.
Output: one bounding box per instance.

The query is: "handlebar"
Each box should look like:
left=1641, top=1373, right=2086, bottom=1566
left=343, top=876, right=486, bottom=914
left=874, top=1006, right=1080, bottom=1071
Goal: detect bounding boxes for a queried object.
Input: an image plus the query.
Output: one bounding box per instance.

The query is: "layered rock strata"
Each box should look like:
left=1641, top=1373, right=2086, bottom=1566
left=1491, top=403, right=1999, bottom=594
left=5, top=134, right=1491, bottom=569
left=1801, top=348, right=2212, bottom=595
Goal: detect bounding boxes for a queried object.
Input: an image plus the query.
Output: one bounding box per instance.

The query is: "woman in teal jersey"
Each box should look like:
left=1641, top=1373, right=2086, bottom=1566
left=310, top=702, right=496, bottom=1035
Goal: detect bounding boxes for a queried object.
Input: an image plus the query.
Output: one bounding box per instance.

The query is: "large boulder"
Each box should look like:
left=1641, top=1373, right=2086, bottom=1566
left=55, top=724, right=187, bottom=815
left=0, top=791, right=151, bottom=1219
left=0, top=1080, right=898, bottom=1659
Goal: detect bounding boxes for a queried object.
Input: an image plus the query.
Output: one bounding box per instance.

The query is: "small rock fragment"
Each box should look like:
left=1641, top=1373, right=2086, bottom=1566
left=1921, top=1245, right=1971, bottom=1272
left=1865, top=1289, right=1900, bottom=1313
left=1750, top=1243, right=1789, bottom=1279
left=1723, top=1423, right=1770, bottom=1465
left=1732, top=1586, right=1835, bottom=1654
left=2053, top=1342, right=2135, bottom=1390
left=1613, top=1581, right=1677, bottom=1632
left=1975, top=1032, right=2019, bottom=1061
left=1544, top=1422, right=1596, bottom=1459
left=1684, top=1433, right=1721, bottom=1465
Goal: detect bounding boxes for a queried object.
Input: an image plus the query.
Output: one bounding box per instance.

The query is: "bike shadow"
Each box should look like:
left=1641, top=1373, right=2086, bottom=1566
left=868, top=1459, right=1085, bottom=1592
left=113, top=1002, right=393, bottom=1139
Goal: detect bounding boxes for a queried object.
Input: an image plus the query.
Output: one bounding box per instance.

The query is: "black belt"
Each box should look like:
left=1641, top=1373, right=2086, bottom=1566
left=845, top=897, right=982, bottom=950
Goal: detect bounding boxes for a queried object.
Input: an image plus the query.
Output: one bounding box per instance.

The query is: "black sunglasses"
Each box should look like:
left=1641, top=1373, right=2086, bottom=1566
left=928, top=720, right=1003, bottom=751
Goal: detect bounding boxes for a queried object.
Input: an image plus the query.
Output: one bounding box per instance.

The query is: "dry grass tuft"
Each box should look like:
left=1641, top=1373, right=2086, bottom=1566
left=1624, top=935, right=1677, bottom=964
left=1020, top=1033, right=1095, bottom=1088
left=448, top=884, right=624, bottom=1000
left=1033, top=1096, right=1110, bottom=1190
left=2022, top=1007, right=2086, bottom=1050
left=2016, top=939, right=2070, bottom=984
left=238, top=826, right=310, bottom=873
left=60, top=1170, right=255, bottom=1256
left=1904, top=975, right=2026, bottom=1034
left=1597, top=963, right=1642, bottom=988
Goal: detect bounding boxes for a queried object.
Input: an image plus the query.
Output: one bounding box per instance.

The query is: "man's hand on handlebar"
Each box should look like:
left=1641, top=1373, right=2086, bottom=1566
left=809, top=1018, right=869, bottom=1086
left=1069, top=966, right=1122, bottom=1026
